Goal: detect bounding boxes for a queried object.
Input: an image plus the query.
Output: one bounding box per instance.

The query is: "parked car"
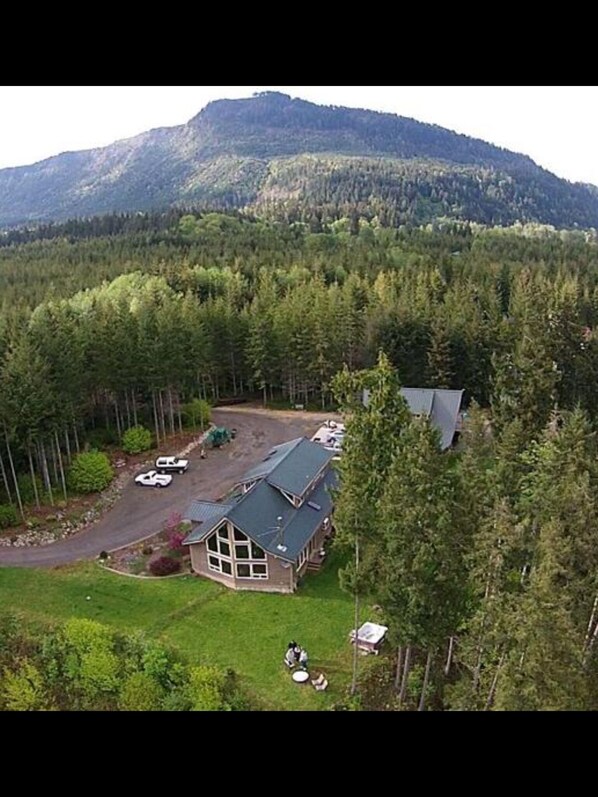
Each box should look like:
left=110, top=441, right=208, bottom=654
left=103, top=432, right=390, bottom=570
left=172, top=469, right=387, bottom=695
left=135, top=470, right=173, bottom=488
left=155, top=456, right=189, bottom=474
left=325, top=419, right=345, bottom=428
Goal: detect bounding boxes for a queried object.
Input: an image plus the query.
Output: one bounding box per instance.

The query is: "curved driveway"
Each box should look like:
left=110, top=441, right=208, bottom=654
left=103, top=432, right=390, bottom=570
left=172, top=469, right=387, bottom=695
left=0, top=408, right=333, bottom=568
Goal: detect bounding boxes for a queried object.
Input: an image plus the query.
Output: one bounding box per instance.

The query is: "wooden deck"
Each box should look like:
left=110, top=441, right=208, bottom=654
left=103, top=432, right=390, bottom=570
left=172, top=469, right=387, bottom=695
left=306, top=549, right=327, bottom=573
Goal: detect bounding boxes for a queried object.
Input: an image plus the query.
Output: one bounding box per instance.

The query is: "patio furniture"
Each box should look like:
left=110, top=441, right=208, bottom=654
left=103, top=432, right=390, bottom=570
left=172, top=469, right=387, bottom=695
left=292, top=670, right=310, bottom=684
left=349, top=621, right=389, bottom=655
left=311, top=673, right=328, bottom=691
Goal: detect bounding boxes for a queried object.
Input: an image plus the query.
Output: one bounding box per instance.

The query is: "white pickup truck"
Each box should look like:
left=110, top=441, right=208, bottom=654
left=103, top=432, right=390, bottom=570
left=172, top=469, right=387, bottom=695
left=135, top=470, right=173, bottom=488
left=155, top=456, right=189, bottom=474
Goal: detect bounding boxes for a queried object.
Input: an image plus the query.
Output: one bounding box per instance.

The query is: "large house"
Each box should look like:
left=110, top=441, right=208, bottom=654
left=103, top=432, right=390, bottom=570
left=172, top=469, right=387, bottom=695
left=183, top=438, right=337, bottom=593
left=363, top=387, right=464, bottom=450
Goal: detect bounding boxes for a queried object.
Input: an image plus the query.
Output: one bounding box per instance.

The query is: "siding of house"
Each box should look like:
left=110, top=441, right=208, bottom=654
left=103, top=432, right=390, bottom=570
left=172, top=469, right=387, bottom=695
left=189, top=539, right=296, bottom=593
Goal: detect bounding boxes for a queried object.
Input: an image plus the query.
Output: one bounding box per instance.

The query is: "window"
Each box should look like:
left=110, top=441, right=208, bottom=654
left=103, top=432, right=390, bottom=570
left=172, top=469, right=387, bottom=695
left=206, top=525, right=233, bottom=576
left=219, top=540, right=231, bottom=558
left=279, top=488, right=298, bottom=507
left=207, top=526, right=267, bottom=579
left=251, top=542, right=266, bottom=559
left=208, top=527, right=231, bottom=556
left=236, top=562, right=268, bottom=579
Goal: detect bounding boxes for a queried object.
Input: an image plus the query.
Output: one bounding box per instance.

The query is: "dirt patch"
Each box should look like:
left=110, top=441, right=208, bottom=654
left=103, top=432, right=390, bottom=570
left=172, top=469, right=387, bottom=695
left=216, top=404, right=344, bottom=423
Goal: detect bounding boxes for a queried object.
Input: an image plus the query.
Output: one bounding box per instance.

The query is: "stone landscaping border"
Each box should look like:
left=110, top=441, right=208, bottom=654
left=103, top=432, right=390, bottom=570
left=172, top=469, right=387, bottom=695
left=97, top=561, right=192, bottom=580
left=0, top=425, right=214, bottom=548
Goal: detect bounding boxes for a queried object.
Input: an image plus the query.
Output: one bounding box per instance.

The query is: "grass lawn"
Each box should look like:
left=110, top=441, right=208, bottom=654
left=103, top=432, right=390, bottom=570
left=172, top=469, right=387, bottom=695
left=0, top=551, right=361, bottom=710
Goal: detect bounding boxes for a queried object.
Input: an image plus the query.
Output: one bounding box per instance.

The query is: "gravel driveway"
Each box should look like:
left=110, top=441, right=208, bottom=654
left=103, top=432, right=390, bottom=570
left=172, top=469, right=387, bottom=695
left=0, top=408, right=337, bottom=568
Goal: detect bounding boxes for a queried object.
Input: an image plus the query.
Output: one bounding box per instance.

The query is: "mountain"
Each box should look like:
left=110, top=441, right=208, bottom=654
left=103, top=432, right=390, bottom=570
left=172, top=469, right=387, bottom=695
left=1, top=91, right=597, bottom=230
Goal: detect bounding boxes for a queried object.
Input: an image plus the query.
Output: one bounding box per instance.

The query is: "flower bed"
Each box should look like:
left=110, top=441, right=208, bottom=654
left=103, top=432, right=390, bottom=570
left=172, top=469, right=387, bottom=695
left=99, top=511, right=192, bottom=577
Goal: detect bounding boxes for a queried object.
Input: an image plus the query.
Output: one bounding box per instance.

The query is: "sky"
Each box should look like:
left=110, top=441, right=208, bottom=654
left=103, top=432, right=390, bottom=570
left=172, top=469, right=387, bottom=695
left=0, top=86, right=597, bottom=185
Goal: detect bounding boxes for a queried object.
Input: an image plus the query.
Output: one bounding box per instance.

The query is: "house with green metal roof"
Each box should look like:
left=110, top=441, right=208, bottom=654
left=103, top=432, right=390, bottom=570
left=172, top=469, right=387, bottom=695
left=183, top=438, right=337, bottom=593
left=363, top=387, right=464, bottom=450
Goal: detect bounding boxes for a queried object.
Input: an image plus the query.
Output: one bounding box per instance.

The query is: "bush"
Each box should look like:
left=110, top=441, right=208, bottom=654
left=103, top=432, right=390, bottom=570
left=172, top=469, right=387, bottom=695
left=0, top=504, right=18, bottom=529
left=181, top=398, right=211, bottom=430
left=16, top=473, right=44, bottom=505
left=149, top=556, right=181, bottom=576
left=85, top=427, right=119, bottom=448
left=68, top=451, right=114, bottom=494
left=168, top=531, right=187, bottom=551
left=130, top=556, right=147, bottom=575
left=122, top=425, right=152, bottom=455
left=119, top=672, right=164, bottom=711
left=163, top=512, right=187, bottom=553
left=142, top=545, right=153, bottom=556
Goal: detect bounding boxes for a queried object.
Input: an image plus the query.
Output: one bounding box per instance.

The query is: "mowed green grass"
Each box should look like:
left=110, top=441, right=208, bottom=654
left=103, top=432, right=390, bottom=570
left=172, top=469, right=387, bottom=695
left=0, top=553, right=357, bottom=710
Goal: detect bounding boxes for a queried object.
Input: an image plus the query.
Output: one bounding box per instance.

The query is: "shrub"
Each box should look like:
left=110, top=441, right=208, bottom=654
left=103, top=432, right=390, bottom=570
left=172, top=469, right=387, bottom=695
left=164, top=511, right=182, bottom=534
left=130, top=556, right=147, bottom=575
left=0, top=504, right=18, bottom=529
left=98, top=551, right=109, bottom=560
left=122, top=425, right=152, bottom=455
left=149, top=556, right=181, bottom=576
left=68, top=451, right=114, bottom=494
left=181, top=398, right=211, bottom=430
left=164, top=512, right=187, bottom=552
left=85, top=427, right=119, bottom=448
left=119, top=672, right=164, bottom=711
left=168, top=530, right=186, bottom=551
left=142, top=545, right=153, bottom=556
left=185, top=665, right=249, bottom=711
left=16, top=473, right=44, bottom=505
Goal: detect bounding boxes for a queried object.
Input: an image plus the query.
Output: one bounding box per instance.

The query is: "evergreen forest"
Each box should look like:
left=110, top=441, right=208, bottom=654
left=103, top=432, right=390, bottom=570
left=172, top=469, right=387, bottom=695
left=2, top=208, right=598, bottom=709
left=2, top=210, right=598, bottom=513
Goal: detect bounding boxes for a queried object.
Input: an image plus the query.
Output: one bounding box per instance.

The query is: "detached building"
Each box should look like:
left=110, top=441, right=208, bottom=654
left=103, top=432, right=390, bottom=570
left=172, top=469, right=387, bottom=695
left=183, top=438, right=337, bottom=593
left=363, top=387, right=464, bottom=450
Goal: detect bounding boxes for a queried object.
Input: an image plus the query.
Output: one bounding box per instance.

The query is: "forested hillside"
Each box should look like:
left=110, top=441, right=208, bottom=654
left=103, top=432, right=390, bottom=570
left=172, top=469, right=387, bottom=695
left=4, top=209, right=598, bottom=709
left=1, top=92, right=597, bottom=229
left=2, top=211, right=598, bottom=516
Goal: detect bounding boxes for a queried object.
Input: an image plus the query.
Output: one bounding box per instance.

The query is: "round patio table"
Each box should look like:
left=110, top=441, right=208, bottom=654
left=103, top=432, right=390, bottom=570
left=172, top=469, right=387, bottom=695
left=292, top=670, right=309, bottom=684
